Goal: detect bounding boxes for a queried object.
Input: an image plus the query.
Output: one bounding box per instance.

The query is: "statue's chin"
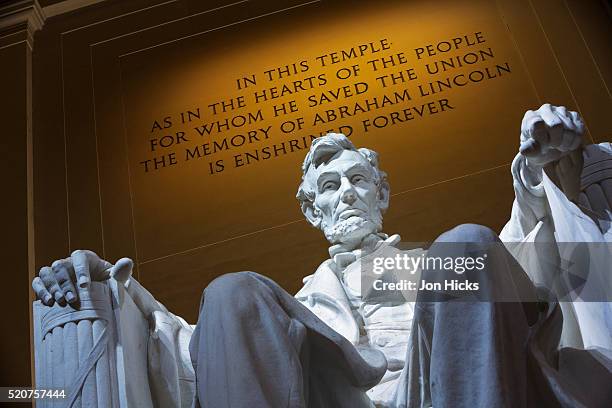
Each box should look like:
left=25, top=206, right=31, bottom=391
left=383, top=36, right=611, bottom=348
left=323, top=216, right=380, bottom=248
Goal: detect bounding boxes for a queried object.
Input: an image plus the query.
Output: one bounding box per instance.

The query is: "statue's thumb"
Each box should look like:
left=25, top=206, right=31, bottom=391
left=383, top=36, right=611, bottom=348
left=110, top=257, right=134, bottom=283
left=520, top=138, right=540, bottom=157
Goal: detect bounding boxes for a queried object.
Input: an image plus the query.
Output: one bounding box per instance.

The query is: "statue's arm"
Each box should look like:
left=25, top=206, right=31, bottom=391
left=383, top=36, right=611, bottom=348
left=500, top=152, right=548, bottom=242
left=500, top=104, right=584, bottom=242
left=32, top=251, right=195, bottom=407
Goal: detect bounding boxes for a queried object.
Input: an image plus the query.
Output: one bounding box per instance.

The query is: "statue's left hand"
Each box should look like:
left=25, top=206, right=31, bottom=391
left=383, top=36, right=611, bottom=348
left=31, top=250, right=133, bottom=306
left=519, top=104, right=585, bottom=201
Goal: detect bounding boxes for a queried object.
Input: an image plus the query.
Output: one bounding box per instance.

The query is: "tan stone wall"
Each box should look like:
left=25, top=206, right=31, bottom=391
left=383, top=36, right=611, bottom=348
left=19, top=0, right=611, bottom=377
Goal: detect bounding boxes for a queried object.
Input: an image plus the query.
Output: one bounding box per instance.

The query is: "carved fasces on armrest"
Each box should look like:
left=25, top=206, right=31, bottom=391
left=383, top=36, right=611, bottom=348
left=578, top=143, right=612, bottom=220
left=33, top=281, right=154, bottom=408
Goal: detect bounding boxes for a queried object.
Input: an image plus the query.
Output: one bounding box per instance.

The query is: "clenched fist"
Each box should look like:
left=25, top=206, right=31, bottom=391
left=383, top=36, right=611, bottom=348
left=32, top=249, right=133, bottom=306
left=519, top=104, right=585, bottom=201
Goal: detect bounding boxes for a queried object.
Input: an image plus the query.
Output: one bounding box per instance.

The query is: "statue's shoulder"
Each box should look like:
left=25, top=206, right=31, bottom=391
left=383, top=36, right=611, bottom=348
left=295, top=259, right=342, bottom=299
left=294, top=259, right=360, bottom=343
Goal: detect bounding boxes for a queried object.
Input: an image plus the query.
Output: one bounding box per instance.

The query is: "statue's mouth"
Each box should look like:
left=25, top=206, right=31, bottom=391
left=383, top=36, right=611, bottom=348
left=338, top=209, right=365, bottom=220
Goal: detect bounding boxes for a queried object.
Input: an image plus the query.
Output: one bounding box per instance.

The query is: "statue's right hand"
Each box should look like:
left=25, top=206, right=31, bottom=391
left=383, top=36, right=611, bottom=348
left=519, top=104, right=584, bottom=167
left=31, top=250, right=133, bottom=307
left=519, top=104, right=585, bottom=201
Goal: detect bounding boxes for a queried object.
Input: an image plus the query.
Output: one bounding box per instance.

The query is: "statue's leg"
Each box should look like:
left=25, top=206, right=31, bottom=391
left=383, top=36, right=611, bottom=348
left=400, top=224, right=541, bottom=408
left=188, top=271, right=380, bottom=408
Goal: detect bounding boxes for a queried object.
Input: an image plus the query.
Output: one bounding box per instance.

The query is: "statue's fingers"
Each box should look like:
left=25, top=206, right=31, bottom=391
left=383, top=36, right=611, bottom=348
left=564, top=110, right=584, bottom=149
left=52, top=261, right=78, bottom=304
left=40, top=266, right=66, bottom=306
left=542, top=116, right=564, bottom=149
left=93, top=257, right=113, bottom=281
left=520, top=110, right=536, bottom=138
left=569, top=111, right=586, bottom=137
left=32, top=277, right=53, bottom=305
left=537, top=104, right=565, bottom=145
left=39, top=266, right=56, bottom=293
left=553, top=106, right=575, bottom=133
left=110, top=258, right=133, bottom=283
left=567, top=125, right=583, bottom=152
left=528, top=118, right=550, bottom=149
left=519, top=138, right=541, bottom=157
left=71, top=249, right=94, bottom=288
left=521, top=110, right=541, bottom=141
left=536, top=103, right=556, bottom=121
left=558, top=128, right=577, bottom=151
left=555, top=105, right=568, bottom=117
left=550, top=124, right=565, bottom=148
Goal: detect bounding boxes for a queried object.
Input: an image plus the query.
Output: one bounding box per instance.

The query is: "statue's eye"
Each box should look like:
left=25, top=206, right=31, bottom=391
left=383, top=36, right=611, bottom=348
left=322, top=181, right=338, bottom=191
left=351, top=174, right=365, bottom=184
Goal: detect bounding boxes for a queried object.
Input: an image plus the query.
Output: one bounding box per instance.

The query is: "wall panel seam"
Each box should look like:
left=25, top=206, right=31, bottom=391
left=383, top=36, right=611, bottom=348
left=527, top=0, right=594, bottom=143
left=117, top=0, right=323, bottom=59
left=562, top=0, right=611, bottom=100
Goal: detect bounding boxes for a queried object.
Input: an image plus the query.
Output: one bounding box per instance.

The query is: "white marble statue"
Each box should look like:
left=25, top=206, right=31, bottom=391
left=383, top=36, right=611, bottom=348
left=31, top=104, right=612, bottom=407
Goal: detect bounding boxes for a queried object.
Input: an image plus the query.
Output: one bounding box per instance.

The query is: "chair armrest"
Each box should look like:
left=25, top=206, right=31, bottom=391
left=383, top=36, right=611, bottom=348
left=33, top=280, right=154, bottom=408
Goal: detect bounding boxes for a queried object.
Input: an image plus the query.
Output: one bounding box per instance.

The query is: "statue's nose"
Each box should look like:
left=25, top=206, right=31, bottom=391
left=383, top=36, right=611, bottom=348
left=340, top=179, right=357, bottom=205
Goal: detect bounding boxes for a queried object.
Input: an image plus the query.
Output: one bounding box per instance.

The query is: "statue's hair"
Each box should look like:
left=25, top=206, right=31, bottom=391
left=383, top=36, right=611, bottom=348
left=296, top=133, right=388, bottom=211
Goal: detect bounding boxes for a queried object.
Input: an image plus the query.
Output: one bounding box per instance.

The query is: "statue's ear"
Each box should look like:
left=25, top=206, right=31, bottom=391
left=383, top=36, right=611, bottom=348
left=377, top=180, right=390, bottom=212
left=301, top=200, right=322, bottom=228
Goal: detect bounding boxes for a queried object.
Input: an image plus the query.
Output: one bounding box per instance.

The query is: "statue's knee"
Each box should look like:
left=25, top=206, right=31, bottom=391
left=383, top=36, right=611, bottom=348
left=203, top=272, right=261, bottom=316
left=435, top=223, right=499, bottom=244
left=206, top=271, right=256, bottom=297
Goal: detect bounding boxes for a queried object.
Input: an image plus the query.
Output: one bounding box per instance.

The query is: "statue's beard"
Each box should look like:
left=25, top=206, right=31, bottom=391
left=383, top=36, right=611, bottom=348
left=322, top=214, right=383, bottom=247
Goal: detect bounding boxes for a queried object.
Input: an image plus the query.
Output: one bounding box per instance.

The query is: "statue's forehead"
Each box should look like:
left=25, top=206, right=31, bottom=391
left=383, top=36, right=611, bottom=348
left=321, top=150, right=368, bottom=170
left=304, top=149, right=371, bottom=187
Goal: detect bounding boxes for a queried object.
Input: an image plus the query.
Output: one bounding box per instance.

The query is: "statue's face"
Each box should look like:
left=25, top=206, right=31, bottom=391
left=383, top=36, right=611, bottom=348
left=308, top=149, right=384, bottom=246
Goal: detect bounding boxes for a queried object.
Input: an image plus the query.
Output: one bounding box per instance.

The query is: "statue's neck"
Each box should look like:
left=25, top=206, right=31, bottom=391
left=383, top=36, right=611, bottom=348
left=326, top=231, right=401, bottom=275
left=328, top=231, right=391, bottom=258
